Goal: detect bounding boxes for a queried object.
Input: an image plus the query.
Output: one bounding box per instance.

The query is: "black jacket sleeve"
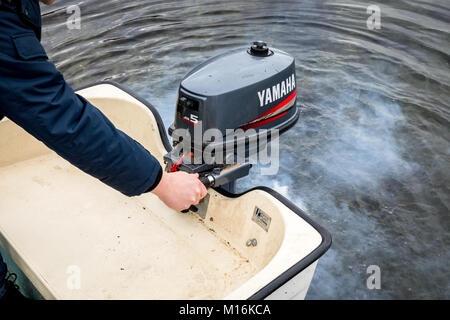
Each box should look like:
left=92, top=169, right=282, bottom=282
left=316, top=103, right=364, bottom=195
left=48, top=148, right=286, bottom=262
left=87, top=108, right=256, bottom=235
left=0, top=28, right=162, bottom=196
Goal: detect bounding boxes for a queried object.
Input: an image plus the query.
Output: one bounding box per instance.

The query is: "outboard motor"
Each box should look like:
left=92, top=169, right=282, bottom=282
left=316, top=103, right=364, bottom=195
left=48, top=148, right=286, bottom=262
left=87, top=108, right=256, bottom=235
left=164, top=41, right=299, bottom=215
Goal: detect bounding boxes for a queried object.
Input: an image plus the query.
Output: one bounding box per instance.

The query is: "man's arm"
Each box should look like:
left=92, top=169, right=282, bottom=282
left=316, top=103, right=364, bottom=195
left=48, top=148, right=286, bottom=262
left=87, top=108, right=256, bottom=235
left=0, top=50, right=162, bottom=196
left=0, top=30, right=206, bottom=206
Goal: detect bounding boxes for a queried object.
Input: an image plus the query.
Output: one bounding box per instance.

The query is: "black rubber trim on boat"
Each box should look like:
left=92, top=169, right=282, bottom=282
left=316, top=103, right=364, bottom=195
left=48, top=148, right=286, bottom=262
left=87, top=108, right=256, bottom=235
left=216, top=186, right=332, bottom=300
left=75, top=81, right=332, bottom=299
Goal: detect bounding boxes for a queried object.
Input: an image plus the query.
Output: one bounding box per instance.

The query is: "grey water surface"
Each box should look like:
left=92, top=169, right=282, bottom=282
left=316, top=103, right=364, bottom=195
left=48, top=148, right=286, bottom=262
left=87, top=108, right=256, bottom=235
left=39, top=0, right=449, bottom=299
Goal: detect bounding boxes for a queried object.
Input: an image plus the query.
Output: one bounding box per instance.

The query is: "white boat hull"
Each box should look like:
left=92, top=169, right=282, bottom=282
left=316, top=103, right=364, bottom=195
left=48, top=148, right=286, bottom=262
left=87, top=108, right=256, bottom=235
left=0, top=83, right=331, bottom=299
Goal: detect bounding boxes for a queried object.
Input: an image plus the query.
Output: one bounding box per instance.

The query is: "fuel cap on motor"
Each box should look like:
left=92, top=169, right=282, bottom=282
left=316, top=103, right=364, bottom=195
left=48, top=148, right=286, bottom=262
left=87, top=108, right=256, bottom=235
left=248, top=41, right=273, bottom=57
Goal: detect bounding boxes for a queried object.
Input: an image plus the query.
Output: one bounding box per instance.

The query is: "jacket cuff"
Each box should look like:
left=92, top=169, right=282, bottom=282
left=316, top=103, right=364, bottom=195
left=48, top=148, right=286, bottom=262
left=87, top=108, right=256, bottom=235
left=144, top=166, right=163, bottom=193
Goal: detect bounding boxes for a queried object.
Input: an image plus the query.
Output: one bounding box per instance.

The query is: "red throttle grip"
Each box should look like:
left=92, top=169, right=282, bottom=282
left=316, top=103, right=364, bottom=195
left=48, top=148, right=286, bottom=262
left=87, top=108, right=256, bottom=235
left=169, top=155, right=184, bottom=172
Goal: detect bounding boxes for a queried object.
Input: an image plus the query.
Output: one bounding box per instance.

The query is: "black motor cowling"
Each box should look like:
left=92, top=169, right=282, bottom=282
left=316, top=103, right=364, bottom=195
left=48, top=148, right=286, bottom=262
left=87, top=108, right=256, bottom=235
left=168, top=41, right=299, bottom=152
left=164, top=42, right=299, bottom=196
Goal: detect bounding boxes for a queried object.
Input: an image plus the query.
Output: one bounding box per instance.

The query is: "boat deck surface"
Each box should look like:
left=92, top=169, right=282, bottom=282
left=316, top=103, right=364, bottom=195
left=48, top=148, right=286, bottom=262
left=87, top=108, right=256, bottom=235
left=0, top=153, right=257, bottom=299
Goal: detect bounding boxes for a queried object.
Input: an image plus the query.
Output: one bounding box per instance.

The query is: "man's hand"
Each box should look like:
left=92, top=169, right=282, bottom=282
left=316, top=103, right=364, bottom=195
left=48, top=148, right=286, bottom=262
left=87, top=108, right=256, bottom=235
left=152, top=171, right=208, bottom=211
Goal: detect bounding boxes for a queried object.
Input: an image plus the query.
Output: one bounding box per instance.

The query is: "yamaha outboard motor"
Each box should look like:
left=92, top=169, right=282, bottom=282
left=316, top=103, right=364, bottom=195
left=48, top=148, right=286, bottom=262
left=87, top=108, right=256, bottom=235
left=164, top=41, right=299, bottom=215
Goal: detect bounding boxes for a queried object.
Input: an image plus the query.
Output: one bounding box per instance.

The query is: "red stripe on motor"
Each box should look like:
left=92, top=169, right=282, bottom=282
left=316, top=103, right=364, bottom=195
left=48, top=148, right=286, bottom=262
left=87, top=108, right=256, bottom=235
left=241, top=111, right=288, bottom=130
left=252, top=88, right=297, bottom=123
left=182, top=118, right=200, bottom=127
